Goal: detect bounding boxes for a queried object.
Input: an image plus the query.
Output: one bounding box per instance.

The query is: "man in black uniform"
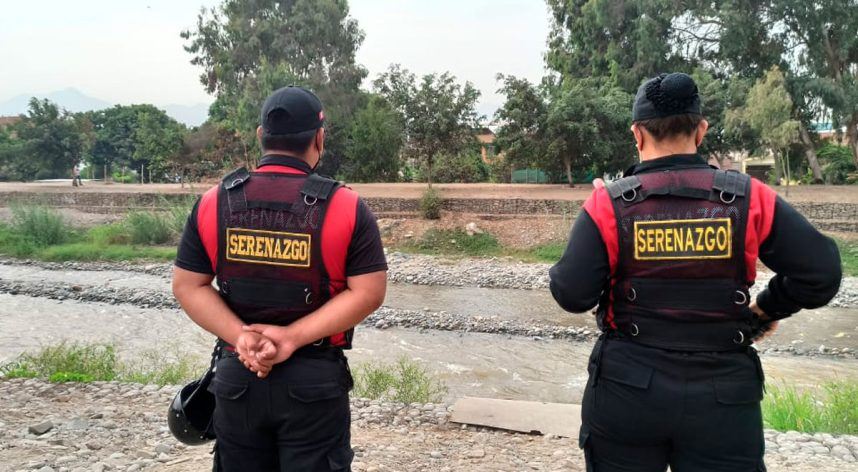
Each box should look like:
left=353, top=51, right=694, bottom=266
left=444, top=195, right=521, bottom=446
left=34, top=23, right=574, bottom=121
left=173, top=86, right=388, bottom=471
left=550, top=72, right=841, bottom=471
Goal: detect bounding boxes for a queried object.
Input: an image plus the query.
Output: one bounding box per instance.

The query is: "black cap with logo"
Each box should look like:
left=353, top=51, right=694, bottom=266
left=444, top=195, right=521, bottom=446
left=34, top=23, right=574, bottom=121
left=260, top=86, right=325, bottom=139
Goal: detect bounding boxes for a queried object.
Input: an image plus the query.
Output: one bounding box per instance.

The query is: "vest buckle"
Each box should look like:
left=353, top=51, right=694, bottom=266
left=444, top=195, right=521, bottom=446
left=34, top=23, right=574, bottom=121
left=734, top=290, right=748, bottom=305
left=733, top=330, right=745, bottom=345
left=719, top=190, right=736, bottom=204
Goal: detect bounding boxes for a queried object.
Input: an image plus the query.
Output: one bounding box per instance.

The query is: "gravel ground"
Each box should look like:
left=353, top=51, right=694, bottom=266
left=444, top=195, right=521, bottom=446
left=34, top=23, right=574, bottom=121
left=0, top=379, right=855, bottom=472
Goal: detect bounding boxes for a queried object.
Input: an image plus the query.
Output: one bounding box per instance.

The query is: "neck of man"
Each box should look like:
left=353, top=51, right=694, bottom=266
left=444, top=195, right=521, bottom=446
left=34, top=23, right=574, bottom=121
left=639, top=139, right=698, bottom=162
left=263, top=150, right=319, bottom=170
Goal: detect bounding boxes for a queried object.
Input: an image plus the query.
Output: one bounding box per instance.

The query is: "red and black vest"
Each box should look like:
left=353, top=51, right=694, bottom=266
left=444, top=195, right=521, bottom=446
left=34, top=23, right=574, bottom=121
left=597, top=167, right=755, bottom=351
left=215, top=158, right=351, bottom=348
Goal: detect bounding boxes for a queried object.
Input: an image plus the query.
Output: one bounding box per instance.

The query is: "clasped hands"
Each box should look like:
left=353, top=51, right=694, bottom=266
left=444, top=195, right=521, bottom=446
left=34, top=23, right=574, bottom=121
left=234, top=324, right=299, bottom=378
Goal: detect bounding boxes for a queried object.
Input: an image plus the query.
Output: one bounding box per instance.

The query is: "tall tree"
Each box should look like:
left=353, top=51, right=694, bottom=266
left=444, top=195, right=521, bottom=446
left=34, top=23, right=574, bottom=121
left=182, top=0, right=367, bottom=172
left=374, top=65, right=481, bottom=186
left=11, top=99, right=86, bottom=180
left=770, top=0, right=858, bottom=167
left=727, top=67, right=799, bottom=189
left=544, top=78, right=634, bottom=186
left=546, top=0, right=687, bottom=93
left=89, top=105, right=185, bottom=182
left=493, top=75, right=548, bottom=172
left=341, top=95, right=403, bottom=182
left=691, top=69, right=757, bottom=167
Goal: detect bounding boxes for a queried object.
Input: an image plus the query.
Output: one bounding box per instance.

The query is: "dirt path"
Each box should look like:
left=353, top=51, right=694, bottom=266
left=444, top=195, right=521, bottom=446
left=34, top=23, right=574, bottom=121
left=3, top=181, right=858, bottom=203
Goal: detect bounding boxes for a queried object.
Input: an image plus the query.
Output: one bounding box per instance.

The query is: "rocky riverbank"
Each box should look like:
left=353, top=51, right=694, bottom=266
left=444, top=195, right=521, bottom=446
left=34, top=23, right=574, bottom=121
left=0, top=379, right=855, bottom=472
left=3, top=254, right=856, bottom=311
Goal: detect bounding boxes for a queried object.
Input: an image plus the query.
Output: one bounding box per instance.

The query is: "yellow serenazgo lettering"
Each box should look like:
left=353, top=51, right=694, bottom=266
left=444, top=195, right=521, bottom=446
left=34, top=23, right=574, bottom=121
left=634, top=219, right=731, bottom=260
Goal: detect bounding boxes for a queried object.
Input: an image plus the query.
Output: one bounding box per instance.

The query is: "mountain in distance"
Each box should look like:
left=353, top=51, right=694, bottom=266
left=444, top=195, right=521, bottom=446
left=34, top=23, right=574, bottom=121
left=0, top=88, right=210, bottom=127
left=161, top=103, right=210, bottom=128
left=0, top=88, right=110, bottom=115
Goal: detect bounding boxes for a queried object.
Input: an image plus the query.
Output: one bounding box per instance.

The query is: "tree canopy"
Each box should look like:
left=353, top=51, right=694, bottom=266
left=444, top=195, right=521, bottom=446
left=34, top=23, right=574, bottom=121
left=374, top=65, right=482, bottom=185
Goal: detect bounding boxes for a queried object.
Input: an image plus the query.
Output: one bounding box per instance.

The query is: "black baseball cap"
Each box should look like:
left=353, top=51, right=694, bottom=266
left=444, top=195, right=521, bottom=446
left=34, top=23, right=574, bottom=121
left=633, top=73, right=701, bottom=121
left=260, top=86, right=325, bottom=138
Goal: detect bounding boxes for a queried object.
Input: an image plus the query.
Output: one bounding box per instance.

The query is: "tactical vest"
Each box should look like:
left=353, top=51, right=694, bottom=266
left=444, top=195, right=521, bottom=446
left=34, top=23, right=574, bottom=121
left=599, top=167, right=754, bottom=351
left=215, top=162, right=351, bottom=348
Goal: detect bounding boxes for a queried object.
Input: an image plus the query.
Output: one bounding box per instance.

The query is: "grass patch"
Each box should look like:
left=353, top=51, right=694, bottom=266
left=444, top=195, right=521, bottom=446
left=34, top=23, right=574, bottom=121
left=10, top=205, right=68, bottom=246
left=37, top=243, right=176, bottom=262
left=836, top=238, right=858, bottom=277
left=126, top=211, right=174, bottom=245
left=353, top=357, right=446, bottom=404
left=763, top=381, right=858, bottom=434
left=0, top=342, right=204, bottom=387
left=395, top=228, right=566, bottom=263
left=416, top=228, right=501, bottom=256
left=0, top=204, right=183, bottom=262
left=1, top=342, right=119, bottom=381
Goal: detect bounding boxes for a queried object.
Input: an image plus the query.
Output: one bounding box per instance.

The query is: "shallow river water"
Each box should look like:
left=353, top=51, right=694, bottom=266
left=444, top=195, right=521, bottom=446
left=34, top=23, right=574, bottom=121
left=1, top=293, right=856, bottom=403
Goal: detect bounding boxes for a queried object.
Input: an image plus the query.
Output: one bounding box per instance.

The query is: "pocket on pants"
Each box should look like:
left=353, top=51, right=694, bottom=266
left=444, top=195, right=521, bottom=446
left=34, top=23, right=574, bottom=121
left=207, top=377, right=248, bottom=400
left=327, top=445, right=354, bottom=471
left=207, top=376, right=250, bottom=433
left=714, top=378, right=763, bottom=405
left=288, top=382, right=348, bottom=403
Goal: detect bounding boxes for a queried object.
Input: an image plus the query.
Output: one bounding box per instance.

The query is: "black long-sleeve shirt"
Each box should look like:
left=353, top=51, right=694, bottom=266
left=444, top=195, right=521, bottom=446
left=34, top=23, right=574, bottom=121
left=550, top=155, right=842, bottom=320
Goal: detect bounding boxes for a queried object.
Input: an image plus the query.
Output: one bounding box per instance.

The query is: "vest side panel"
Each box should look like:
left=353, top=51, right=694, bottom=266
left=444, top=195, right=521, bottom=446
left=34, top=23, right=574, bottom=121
left=745, top=179, right=778, bottom=283
left=197, top=185, right=220, bottom=273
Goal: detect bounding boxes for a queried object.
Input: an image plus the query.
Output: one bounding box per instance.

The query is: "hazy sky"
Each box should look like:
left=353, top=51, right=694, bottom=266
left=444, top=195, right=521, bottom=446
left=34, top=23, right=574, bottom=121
left=0, top=0, right=551, bottom=118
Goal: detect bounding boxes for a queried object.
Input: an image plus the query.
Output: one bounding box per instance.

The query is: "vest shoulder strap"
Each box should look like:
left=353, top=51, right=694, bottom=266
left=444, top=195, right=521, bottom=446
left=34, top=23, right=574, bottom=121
left=222, top=167, right=251, bottom=190
left=606, top=176, right=642, bottom=201
left=712, top=170, right=750, bottom=198
left=300, top=174, right=341, bottom=202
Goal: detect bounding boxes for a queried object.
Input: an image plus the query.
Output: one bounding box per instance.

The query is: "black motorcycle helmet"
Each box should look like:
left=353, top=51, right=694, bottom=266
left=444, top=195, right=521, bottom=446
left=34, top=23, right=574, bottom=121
left=167, top=378, right=216, bottom=445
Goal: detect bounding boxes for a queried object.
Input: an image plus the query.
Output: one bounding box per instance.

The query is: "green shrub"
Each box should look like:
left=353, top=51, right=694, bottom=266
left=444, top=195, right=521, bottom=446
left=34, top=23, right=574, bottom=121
left=0, top=342, right=119, bottom=381
left=763, top=382, right=858, bottom=434
left=87, top=223, right=131, bottom=245
left=10, top=205, right=67, bottom=246
left=430, top=150, right=491, bottom=183
left=353, top=357, right=446, bottom=404
left=0, top=343, right=206, bottom=387
left=112, top=171, right=135, bottom=184
left=0, top=224, right=38, bottom=257
left=836, top=239, right=858, bottom=277
left=819, top=143, right=856, bottom=185
left=126, top=211, right=172, bottom=245
left=164, top=196, right=196, bottom=235
left=419, top=187, right=443, bottom=220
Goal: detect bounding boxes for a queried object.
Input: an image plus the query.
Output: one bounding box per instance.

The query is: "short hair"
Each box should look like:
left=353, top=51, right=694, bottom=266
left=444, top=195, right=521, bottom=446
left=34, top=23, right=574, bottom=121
left=260, top=131, right=315, bottom=154
left=634, top=113, right=704, bottom=141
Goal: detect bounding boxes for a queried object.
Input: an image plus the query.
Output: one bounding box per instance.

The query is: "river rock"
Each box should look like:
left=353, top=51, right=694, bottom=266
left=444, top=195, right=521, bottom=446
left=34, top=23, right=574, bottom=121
left=29, top=421, right=54, bottom=435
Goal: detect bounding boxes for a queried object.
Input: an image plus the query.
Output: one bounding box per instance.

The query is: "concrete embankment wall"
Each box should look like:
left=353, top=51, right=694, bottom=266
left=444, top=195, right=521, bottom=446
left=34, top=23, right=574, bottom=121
left=1, top=191, right=855, bottom=232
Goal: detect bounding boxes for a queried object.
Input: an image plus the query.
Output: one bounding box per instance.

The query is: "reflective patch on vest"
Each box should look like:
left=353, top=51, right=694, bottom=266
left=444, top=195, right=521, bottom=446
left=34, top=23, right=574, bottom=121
left=634, top=218, right=732, bottom=261
left=226, top=228, right=312, bottom=268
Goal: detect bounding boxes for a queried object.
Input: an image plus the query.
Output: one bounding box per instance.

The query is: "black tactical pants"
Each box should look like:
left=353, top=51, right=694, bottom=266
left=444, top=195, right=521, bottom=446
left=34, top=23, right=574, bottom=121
left=580, top=336, right=766, bottom=472
left=209, top=349, right=354, bottom=471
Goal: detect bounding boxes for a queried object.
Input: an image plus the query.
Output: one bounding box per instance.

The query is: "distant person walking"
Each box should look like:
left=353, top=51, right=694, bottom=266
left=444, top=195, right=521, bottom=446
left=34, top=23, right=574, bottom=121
left=550, top=72, right=841, bottom=471
left=72, top=164, right=83, bottom=187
